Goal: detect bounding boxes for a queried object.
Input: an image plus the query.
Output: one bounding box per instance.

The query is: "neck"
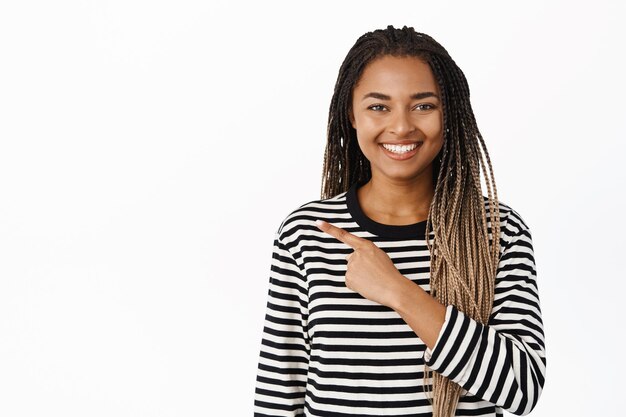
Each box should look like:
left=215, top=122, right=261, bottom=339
left=357, top=175, right=435, bottom=225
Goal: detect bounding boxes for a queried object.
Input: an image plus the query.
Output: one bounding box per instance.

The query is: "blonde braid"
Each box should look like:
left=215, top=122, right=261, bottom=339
left=421, top=53, right=501, bottom=416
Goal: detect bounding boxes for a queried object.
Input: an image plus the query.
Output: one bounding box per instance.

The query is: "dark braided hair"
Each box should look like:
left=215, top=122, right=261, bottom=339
left=320, top=25, right=501, bottom=417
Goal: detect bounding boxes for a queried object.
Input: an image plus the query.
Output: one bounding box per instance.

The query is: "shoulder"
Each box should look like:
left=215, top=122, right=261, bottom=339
left=481, top=195, right=532, bottom=250
left=481, top=195, right=529, bottom=229
left=275, top=190, right=349, bottom=244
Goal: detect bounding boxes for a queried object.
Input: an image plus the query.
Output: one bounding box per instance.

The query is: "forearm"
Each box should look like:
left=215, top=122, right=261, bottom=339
left=388, top=276, right=447, bottom=350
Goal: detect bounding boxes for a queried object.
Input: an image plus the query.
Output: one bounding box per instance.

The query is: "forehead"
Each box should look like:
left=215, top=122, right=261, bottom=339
left=354, top=55, right=439, bottom=93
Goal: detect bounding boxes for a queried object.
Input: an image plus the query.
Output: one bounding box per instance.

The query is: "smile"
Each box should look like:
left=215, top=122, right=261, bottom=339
left=379, top=142, right=422, bottom=161
left=381, top=143, right=421, bottom=154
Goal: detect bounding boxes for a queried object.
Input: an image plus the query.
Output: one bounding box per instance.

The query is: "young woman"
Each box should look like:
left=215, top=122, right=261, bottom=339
left=254, top=25, right=546, bottom=417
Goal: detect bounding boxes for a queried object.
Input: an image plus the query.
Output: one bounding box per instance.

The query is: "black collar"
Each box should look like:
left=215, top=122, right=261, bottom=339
left=345, top=179, right=432, bottom=239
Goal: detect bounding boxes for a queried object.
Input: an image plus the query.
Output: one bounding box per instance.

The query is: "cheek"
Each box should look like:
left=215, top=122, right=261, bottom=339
left=355, top=134, right=375, bottom=156
left=355, top=114, right=386, bottom=138
left=423, top=113, right=444, bottom=136
left=355, top=113, right=375, bottom=128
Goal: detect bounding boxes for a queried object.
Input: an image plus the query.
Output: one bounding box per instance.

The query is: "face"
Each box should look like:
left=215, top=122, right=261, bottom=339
left=349, top=55, right=444, bottom=186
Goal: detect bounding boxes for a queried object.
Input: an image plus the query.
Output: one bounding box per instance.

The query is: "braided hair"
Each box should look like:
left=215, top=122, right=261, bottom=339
left=320, top=25, right=501, bottom=417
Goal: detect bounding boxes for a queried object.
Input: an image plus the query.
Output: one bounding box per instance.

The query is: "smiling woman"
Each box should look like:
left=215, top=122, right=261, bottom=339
left=254, top=25, right=546, bottom=417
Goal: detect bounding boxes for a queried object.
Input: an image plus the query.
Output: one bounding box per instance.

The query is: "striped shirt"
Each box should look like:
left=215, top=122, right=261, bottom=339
left=254, top=179, right=546, bottom=416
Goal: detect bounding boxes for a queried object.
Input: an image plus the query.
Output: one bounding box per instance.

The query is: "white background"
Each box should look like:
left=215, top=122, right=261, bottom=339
left=1, top=1, right=624, bottom=416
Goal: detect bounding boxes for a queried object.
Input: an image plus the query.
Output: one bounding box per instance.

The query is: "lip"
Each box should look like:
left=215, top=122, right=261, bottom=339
left=379, top=142, right=421, bottom=160
left=380, top=141, right=422, bottom=145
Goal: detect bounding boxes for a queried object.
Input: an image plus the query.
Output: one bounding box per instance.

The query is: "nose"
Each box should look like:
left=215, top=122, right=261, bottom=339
left=388, top=109, right=416, bottom=137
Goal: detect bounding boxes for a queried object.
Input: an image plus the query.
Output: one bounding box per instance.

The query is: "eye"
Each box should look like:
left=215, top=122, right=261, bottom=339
left=367, top=104, right=387, bottom=112
left=415, top=103, right=436, bottom=111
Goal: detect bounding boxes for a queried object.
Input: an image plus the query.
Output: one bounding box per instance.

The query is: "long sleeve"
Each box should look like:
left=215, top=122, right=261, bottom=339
left=254, top=231, right=310, bottom=417
left=423, top=212, right=546, bottom=416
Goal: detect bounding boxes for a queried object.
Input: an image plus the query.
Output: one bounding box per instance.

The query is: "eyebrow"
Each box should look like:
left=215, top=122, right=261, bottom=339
left=361, top=91, right=439, bottom=101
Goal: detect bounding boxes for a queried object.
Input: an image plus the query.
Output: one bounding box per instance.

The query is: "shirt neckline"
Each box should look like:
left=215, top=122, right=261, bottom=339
left=345, top=179, right=432, bottom=239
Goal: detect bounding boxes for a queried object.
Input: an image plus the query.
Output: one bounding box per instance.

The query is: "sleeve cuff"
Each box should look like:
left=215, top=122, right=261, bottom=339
left=422, top=304, right=487, bottom=388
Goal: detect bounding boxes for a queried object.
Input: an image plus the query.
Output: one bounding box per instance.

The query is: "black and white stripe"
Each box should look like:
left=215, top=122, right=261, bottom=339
left=255, top=180, right=546, bottom=416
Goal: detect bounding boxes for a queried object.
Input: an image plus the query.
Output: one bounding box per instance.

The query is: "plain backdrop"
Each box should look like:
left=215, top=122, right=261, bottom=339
left=1, top=1, right=624, bottom=416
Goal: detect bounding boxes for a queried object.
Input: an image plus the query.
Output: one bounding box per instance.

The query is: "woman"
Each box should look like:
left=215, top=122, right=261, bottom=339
left=254, top=25, right=546, bottom=417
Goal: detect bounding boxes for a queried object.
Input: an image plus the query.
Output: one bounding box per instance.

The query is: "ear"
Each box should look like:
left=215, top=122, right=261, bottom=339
left=348, top=107, right=356, bottom=129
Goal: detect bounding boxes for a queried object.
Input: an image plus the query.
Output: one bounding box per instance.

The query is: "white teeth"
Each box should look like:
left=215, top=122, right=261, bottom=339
left=382, top=143, right=420, bottom=153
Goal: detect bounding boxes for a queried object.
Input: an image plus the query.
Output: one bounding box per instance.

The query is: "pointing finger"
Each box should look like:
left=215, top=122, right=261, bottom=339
left=315, top=219, right=366, bottom=249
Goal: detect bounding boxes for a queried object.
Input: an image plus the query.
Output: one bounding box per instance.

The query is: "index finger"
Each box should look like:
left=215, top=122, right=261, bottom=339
left=315, top=219, right=367, bottom=249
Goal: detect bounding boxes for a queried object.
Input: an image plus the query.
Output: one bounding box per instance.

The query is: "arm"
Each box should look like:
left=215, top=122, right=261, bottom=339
left=254, top=231, right=310, bottom=417
left=394, top=215, right=546, bottom=416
